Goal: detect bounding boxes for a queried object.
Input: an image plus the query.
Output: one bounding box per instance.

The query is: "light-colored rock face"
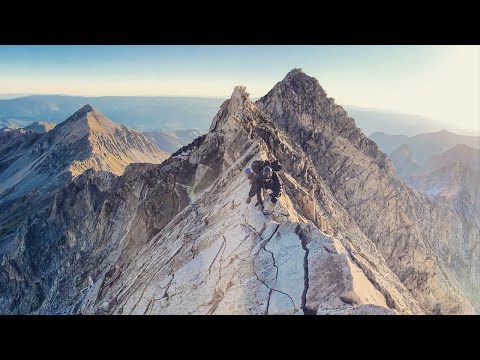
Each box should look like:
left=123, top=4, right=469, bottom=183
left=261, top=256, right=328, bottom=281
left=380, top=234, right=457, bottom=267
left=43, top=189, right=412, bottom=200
left=0, top=70, right=477, bottom=315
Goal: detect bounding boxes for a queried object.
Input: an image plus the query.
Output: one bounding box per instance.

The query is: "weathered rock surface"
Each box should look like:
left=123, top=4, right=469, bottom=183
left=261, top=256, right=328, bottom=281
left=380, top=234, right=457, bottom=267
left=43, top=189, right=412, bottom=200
left=0, top=85, right=423, bottom=315
left=257, top=69, right=475, bottom=314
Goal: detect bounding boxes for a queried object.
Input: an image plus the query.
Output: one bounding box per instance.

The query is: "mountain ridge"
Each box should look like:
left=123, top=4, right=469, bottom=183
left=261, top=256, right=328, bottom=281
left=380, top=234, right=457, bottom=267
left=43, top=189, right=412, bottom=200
left=0, top=70, right=477, bottom=315
left=0, top=84, right=423, bottom=314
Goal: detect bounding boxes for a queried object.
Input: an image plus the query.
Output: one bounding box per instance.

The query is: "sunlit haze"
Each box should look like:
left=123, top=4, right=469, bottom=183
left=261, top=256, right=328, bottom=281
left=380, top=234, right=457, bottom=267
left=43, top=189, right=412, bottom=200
left=0, top=45, right=478, bottom=133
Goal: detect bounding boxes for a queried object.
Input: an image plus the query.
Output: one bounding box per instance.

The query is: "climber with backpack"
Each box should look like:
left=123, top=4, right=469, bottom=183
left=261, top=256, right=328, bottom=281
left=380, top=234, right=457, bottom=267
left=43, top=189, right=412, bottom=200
left=245, top=159, right=282, bottom=207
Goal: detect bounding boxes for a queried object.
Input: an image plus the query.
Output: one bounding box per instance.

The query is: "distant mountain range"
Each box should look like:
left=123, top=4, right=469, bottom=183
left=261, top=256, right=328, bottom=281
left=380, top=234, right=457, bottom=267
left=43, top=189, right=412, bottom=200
left=1, top=94, right=471, bottom=138
left=375, top=131, right=480, bottom=200
left=371, top=130, right=480, bottom=163
left=379, top=131, right=480, bottom=258
left=0, top=95, right=225, bottom=131
left=344, top=106, right=451, bottom=136
left=405, top=145, right=480, bottom=242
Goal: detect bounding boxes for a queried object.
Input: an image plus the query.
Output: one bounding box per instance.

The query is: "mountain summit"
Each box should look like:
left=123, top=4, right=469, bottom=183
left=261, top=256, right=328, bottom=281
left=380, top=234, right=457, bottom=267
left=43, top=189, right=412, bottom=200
left=0, top=70, right=478, bottom=315
left=49, top=104, right=167, bottom=176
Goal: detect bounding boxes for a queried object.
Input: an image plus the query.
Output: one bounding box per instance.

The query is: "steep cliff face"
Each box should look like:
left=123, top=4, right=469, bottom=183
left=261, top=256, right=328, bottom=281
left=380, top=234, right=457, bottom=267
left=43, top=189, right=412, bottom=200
left=0, top=86, right=425, bottom=315
left=257, top=69, right=475, bottom=314
left=0, top=70, right=477, bottom=315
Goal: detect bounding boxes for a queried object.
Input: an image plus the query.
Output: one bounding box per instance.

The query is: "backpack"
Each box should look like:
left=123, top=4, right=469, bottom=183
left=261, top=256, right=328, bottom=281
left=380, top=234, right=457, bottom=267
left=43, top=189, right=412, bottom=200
left=271, top=159, right=282, bottom=172
left=251, top=160, right=264, bottom=174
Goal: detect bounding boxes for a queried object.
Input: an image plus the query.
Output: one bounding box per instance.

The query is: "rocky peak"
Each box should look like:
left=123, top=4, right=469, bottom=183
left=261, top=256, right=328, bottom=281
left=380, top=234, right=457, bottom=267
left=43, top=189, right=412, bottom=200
left=283, top=68, right=307, bottom=80
left=257, top=69, right=388, bottom=167
left=286, top=67, right=304, bottom=75
left=1, top=104, right=167, bottom=202
left=209, top=86, right=258, bottom=133
left=59, top=104, right=118, bottom=133
left=260, top=69, right=328, bottom=114
left=64, top=104, right=94, bottom=122
left=389, top=144, right=421, bottom=179
left=257, top=70, right=475, bottom=314
left=257, top=68, right=346, bottom=132
left=227, top=86, right=250, bottom=112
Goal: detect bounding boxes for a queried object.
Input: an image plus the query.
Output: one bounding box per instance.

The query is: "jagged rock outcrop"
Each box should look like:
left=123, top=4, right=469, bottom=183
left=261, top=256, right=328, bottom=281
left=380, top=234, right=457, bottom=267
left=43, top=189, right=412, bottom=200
left=0, top=70, right=477, bottom=315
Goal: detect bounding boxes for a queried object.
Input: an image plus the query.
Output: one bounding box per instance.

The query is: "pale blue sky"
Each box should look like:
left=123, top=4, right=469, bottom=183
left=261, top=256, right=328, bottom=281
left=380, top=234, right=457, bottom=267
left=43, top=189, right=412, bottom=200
left=0, top=45, right=478, bottom=132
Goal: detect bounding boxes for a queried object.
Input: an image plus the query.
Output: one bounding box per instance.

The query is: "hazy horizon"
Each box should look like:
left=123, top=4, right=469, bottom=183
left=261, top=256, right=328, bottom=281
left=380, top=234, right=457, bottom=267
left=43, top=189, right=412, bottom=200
left=1, top=93, right=478, bottom=137
left=0, top=45, right=478, bottom=134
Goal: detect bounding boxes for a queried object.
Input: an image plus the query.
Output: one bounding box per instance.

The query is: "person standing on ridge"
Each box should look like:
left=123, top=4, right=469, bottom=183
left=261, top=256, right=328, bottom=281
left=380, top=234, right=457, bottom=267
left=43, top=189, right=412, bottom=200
left=246, top=159, right=282, bottom=207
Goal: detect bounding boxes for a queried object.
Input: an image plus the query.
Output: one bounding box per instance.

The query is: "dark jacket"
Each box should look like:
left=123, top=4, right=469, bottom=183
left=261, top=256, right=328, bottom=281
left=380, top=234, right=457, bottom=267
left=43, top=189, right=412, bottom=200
left=264, top=171, right=281, bottom=198
left=248, top=171, right=281, bottom=202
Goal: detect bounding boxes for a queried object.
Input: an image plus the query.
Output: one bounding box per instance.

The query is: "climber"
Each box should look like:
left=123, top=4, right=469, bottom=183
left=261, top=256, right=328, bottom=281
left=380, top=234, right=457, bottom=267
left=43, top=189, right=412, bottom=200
left=245, top=159, right=282, bottom=207
left=263, top=165, right=281, bottom=204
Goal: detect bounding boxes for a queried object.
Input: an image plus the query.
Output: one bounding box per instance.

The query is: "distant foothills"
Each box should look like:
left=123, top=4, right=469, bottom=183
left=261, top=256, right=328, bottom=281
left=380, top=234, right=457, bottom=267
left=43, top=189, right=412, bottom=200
left=0, top=94, right=474, bottom=137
